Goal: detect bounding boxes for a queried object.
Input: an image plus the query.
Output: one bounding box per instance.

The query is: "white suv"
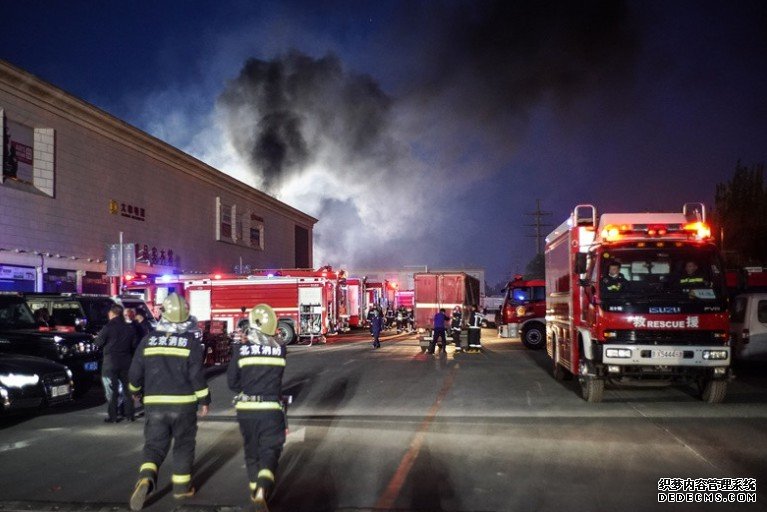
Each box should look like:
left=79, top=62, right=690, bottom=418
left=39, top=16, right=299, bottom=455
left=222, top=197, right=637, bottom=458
left=730, top=293, right=767, bottom=360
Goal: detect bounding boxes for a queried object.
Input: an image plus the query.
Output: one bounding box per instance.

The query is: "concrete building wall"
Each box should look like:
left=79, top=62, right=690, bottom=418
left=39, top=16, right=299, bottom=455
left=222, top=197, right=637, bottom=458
left=0, top=60, right=315, bottom=290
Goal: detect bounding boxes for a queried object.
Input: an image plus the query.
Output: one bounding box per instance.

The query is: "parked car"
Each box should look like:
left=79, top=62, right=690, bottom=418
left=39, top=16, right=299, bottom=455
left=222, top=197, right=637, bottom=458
left=730, top=293, right=767, bottom=361
left=25, top=293, right=155, bottom=336
left=0, top=293, right=100, bottom=393
left=0, top=353, right=74, bottom=413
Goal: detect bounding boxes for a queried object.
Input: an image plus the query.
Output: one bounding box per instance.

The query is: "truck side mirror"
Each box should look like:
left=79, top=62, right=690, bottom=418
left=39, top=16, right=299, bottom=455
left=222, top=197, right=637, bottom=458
left=575, top=253, right=588, bottom=274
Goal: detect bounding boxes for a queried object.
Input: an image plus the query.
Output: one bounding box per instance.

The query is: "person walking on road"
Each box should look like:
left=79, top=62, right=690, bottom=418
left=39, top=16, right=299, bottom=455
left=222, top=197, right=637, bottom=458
left=430, top=308, right=450, bottom=354
left=128, top=293, right=210, bottom=511
left=371, top=309, right=384, bottom=349
left=228, top=304, right=288, bottom=512
left=95, top=304, right=138, bottom=423
left=467, top=305, right=483, bottom=350
left=451, top=306, right=463, bottom=352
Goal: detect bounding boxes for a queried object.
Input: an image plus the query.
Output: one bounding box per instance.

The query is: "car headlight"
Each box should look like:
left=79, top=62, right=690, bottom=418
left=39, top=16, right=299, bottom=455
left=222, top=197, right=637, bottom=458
left=702, top=350, right=728, bottom=360
left=53, top=335, right=64, bottom=342
left=66, top=369, right=73, bottom=380
left=605, top=348, right=632, bottom=358
left=0, top=373, right=40, bottom=388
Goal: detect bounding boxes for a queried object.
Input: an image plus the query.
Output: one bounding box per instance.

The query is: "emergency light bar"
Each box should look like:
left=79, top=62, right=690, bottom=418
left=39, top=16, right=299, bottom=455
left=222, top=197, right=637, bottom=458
left=600, top=222, right=712, bottom=242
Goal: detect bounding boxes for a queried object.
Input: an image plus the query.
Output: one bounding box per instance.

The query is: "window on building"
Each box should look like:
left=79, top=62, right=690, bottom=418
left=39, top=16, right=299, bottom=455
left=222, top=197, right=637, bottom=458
left=1, top=109, right=55, bottom=197
left=235, top=210, right=244, bottom=243
left=250, top=214, right=264, bottom=250
left=216, top=197, right=233, bottom=241
left=295, top=225, right=310, bottom=268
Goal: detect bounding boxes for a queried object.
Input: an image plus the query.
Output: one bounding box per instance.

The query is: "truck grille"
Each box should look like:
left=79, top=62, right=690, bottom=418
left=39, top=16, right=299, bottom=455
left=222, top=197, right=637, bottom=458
left=608, top=330, right=725, bottom=346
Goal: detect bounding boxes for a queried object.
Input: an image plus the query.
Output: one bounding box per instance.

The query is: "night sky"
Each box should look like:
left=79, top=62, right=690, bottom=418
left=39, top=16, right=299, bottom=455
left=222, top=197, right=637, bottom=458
left=2, top=1, right=766, bottom=284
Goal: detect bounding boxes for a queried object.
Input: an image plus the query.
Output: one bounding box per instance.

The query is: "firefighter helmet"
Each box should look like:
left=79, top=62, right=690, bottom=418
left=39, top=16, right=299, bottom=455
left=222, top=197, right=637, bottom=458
left=249, top=304, right=277, bottom=336
left=162, top=293, right=189, bottom=323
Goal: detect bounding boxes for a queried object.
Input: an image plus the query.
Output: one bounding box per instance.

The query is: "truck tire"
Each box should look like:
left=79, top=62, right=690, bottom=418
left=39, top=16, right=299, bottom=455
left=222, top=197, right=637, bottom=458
left=579, top=376, right=605, bottom=403
left=275, top=321, right=295, bottom=345
left=522, top=322, right=545, bottom=350
left=701, top=379, right=727, bottom=404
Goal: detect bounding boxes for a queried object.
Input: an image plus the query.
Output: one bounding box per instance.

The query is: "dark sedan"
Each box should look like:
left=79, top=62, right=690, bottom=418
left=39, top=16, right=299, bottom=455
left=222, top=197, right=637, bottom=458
left=0, top=353, right=74, bottom=413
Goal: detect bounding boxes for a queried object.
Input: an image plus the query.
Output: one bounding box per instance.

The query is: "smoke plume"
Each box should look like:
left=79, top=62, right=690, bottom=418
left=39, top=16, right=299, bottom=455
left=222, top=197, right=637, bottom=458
left=211, top=0, right=639, bottom=268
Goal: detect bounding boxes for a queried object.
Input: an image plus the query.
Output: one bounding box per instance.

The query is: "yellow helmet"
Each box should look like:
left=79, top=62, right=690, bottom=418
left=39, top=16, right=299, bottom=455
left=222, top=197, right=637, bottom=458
left=249, top=304, right=277, bottom=336
left=162, top=293, right=189, bottom=323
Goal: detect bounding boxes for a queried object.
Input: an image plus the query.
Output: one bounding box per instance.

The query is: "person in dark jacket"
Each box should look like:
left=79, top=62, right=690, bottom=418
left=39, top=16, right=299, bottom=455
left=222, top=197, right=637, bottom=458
left=228, top=304, right=287, bottom=512
left=430, top=308, right=450, bottom=354
left=128, top=293, right=210, bottom=511
left=95, top=304, right=138, bottom=423
left=371, top=309, right=384, bottom=349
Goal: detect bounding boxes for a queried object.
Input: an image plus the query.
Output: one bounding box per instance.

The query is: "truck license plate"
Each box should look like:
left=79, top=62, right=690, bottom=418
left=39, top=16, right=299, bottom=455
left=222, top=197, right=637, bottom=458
left=50, top=384, right=69, bottom=397
left=653, top=349, right=683, bottom=359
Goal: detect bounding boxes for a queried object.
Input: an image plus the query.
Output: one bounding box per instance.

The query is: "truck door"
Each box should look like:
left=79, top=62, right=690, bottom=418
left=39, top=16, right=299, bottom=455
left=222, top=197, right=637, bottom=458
left=188, top=289, right=212, bottom=322
left=299, top=286, right=323, bottom=335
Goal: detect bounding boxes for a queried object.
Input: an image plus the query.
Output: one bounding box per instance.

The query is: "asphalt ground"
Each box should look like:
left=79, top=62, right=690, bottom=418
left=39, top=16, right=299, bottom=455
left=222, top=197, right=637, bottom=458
left=1, top=328, right=767, bottom=512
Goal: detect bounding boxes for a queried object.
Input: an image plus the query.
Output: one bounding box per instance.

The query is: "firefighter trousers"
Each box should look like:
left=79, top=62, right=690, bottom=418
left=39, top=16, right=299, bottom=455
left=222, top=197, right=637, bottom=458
left=237, top=410, right=286, bottom=494
left=452, top=328, right=461, bottom=348
left=468, top=327, right=481, bottom=348
left=138, top=407, right=198, bottom=494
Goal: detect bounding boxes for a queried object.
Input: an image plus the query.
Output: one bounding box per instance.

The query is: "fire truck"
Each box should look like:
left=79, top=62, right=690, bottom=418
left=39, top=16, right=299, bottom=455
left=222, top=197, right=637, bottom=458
left=125, top=273, right=199, bottom=317
left=545, top=203, right=731, bottom=403
left=184, top=268, right=343, bottom=344
left=498, top=275, right=547, bottom=349
left=414, top=272, right=480, bottom=352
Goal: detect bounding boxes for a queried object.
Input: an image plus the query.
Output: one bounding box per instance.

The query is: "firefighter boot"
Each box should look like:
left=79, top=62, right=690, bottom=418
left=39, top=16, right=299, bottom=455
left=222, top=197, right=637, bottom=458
left=251, top=487, right=269, bottom=512
left=172, top=473, right=196, bottom=499
left=129, top=478, right=153, bottom=512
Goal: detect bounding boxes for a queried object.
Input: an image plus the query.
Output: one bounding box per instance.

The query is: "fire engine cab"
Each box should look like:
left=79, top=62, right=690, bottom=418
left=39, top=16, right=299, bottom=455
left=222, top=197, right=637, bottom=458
left=546, top=203, right=731, bottom=403
left=498, top=275, right=546, bottom=349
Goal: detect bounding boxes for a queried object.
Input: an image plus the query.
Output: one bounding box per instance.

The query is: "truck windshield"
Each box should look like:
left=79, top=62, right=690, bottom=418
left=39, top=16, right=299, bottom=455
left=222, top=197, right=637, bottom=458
left=0, top=297, right=38, bottom=329
left=507, top=286, right=546, bottom=304
left=599, top=246, right=725, bottom=304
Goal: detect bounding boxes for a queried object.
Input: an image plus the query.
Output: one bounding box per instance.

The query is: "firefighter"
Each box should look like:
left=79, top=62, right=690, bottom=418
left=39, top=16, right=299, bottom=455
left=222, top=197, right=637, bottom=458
left=677, top=260, right=710, bottom=291
left=601, top=261, right=629, bottom=295
left=396, top=305, right=407, bottom=333
left=406, top=308, right=415, bottom=333
left=128, top=293, right=210, bottom=511
left=385, top=307, right=395, bottom=329
left=228, top=304, right=287, bottom=511
left=467, top=305, right=483, bottom=350
left=371, top=308, right=384, bottom=349
left=451, top=306, right=463, bottom=352
left=366, top=306, right=377, bottom=335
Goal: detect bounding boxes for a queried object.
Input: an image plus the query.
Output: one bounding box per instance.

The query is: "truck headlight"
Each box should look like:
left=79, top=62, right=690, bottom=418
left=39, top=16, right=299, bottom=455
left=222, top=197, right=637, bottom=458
left=605, top=348, right=632, bottom=358
left=702, top=350, right=728, bottom=360
left=0, top=373, right=40, bottom=388
left=515, top=306, right=526, bottom=317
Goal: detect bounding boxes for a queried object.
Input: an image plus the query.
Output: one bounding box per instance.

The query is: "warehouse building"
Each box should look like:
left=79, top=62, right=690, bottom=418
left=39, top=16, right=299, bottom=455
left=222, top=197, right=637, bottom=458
left=0, top=60, right=316, bottom=293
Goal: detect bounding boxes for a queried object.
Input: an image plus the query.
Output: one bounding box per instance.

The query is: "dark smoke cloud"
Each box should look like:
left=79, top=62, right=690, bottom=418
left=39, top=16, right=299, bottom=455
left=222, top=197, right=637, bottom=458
left=215, top=0, right=640, bottom=267
left=218, top=52, right=392, bottom=193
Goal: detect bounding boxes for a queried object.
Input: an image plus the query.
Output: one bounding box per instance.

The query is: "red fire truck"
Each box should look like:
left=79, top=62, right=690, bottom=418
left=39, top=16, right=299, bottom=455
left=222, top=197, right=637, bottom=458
left=184, top=268, right=343, bottom=344
left=414, top=272, right=480, bottom=352
left=498, top=275, right=547, bottom=349
left=546, top=203, right=731, bottom=403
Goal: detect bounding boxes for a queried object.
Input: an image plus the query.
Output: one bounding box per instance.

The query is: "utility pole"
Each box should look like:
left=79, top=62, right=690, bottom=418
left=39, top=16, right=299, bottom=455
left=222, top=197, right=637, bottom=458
left=524, top=199, right=553, bottom=255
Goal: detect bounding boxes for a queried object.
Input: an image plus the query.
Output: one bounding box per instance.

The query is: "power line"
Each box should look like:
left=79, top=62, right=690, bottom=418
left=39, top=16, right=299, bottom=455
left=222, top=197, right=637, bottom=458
left=524, top=199, right=553, bottom=255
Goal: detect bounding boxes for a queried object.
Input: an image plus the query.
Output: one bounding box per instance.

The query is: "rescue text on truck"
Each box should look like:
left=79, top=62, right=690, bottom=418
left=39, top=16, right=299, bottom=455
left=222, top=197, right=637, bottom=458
left=545, top=203, right=731, bottom=403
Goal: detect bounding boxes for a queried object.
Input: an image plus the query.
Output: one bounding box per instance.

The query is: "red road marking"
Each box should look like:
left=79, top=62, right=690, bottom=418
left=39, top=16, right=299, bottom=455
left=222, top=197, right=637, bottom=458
left=374, top=364, right=457, bottom=509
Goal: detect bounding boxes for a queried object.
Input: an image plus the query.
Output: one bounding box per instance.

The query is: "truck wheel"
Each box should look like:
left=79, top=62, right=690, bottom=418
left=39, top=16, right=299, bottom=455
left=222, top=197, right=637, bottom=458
left=522, top=323, right=545, bottom=350
left=701, top=379, right=727, bottom=404
left=275, top=322, right=295, bottom=345
left=579, top=376, right=605, bottom=403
